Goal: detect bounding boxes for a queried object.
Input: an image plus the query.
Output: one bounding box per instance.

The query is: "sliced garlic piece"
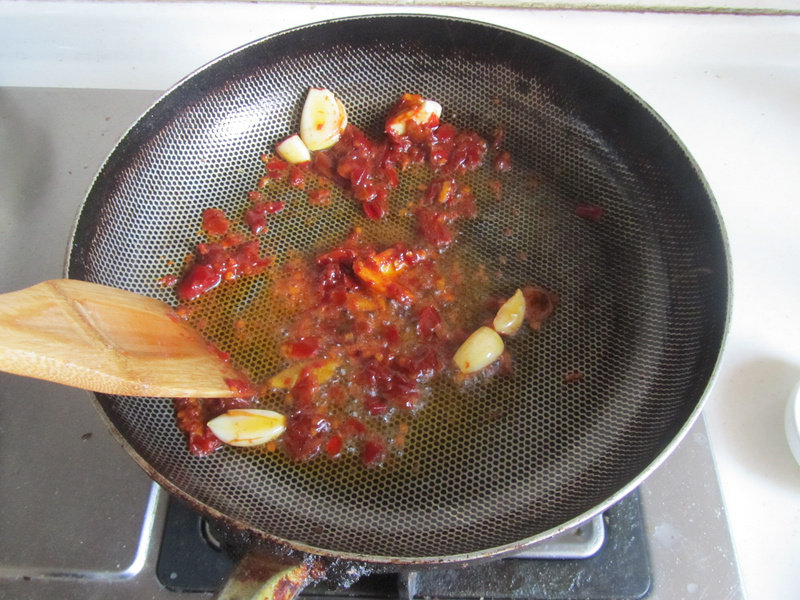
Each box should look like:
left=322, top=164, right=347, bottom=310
left=207, top=409, right=286, bottom=447
left=493, top=289, right=526, bottom=335
left=275, top=133, right=311, bottom=164
left=453, top=326, right=505, bottom=374
left=299, top=88, right=348, bottom=151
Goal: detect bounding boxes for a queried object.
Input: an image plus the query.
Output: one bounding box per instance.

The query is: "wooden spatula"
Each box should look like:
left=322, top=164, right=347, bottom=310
left=0, top=279, right=245, bottom=398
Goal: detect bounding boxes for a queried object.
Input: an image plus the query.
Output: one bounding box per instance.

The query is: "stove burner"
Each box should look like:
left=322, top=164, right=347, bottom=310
left=157, top=492, right=650, bottom=598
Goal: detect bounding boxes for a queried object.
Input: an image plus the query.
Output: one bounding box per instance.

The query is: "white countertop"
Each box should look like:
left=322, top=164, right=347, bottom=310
left=2, top=2, right=799, bottom=599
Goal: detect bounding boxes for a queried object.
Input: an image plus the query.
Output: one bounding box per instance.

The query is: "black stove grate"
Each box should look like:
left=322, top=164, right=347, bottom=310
left=156, top=491, right=650, bottom=599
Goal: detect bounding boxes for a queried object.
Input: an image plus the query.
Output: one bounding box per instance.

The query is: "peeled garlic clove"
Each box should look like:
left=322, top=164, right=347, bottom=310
left=453, top=326, right=505, bottom=374
left=275, top=133, right=311, bottom=164
left=207, top=409, right=286, bottom=447
left=299, top=88, right=348, bottom=151
left=493, top=289, right=526, bottom=335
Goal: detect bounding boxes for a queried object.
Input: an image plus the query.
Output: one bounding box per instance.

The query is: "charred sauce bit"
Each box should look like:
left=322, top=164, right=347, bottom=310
left=575, top=203, right=605, bottom=221
left=522, top=285, right=559, bottom=330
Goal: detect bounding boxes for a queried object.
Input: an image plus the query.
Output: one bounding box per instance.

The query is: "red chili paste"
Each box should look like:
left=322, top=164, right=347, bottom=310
left=267, top=228, right=478, bottom=465
left=169, top=93, right=542, bottom=468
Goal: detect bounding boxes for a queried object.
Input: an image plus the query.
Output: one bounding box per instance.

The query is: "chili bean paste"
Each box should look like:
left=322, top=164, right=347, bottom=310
left=168, top=93, right=552, bottom=467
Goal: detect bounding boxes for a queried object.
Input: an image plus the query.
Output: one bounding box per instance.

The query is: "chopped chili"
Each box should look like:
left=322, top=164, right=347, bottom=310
left=169, top=93, right=557, bottom=468
left=176, top=237, right=273, bottom=302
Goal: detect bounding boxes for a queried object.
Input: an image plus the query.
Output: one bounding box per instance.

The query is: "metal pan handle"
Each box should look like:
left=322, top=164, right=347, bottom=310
left=216, top=553, right=323, bottom=600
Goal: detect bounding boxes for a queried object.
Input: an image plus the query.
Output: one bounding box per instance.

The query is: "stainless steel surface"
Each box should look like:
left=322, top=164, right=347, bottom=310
left=514, top=514, right=604, bottom=559
left=0, top=87, right=742, bottom=599
left=0, top=87, right=159, bottom=575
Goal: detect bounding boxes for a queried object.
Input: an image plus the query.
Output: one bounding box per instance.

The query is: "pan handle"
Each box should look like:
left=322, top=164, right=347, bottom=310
left=215, top=552, right=323, bottom=600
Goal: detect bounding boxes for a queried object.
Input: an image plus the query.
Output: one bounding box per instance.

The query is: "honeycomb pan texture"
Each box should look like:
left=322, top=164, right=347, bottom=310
left=69, top=15, right=728, bottom=563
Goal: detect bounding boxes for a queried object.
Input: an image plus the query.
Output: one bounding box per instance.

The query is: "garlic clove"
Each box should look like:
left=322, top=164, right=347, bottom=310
left=493, top=289, right=526, bottom=335
left=207, top=408, right=286, bottom=447
left=299, top=88, right=348, bottom=151
left=422, top=99, right=442, bottom=119
left=453, top=326, right=505, bottom=374
left=275, top=133, right=311, bottom=164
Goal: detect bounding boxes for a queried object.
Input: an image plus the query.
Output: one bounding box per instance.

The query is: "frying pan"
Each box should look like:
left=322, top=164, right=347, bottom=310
left=68, top=13, right=729, bottom=595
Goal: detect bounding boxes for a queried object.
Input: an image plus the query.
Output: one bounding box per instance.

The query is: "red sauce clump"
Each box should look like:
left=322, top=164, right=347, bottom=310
left=176, top=236, right=273, bottom=302
left=267, top=227, right=476, bottom=466
left=201, top=207, right=230, bottom=237
left=175, top=209, right=273, bottom=302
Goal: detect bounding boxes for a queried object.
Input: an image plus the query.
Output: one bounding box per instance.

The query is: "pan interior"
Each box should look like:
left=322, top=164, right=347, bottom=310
left=69, top=15, right=727, bottom=561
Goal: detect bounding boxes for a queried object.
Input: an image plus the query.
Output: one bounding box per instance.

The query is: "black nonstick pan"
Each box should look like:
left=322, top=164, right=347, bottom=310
left=67, top=13, right=729, bottom=596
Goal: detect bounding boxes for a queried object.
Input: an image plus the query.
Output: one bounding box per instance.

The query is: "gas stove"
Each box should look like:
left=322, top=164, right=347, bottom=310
left=0, top=84, right=742, bottom=600
left=157, top=491, right=649, bottom=598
